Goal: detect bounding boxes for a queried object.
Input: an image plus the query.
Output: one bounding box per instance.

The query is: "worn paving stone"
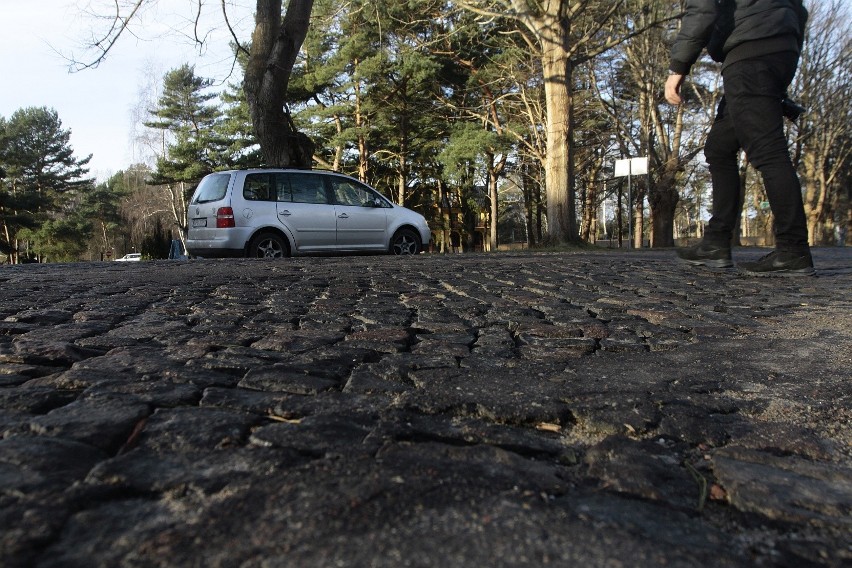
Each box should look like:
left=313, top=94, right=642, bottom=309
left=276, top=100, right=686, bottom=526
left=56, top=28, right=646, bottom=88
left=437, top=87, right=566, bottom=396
left=0, top=385, right=79, bottom=415
left=584, top=436, right=699, bottom=510
left=0, top=436, right=108, bottom=495
left=85, top=446, right=304, bottom=494
left=0, top=248, right=850, bottom=567
left=712, top=446, right=852, bottom=527
left=27, top=394, right=150, bottom=454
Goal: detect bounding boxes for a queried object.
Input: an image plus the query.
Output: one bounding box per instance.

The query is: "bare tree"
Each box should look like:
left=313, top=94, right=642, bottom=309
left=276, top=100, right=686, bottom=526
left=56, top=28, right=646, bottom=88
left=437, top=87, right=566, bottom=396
left=792, top=0, right=852, bottom=244
left=457, top=1, right=672, bottom=244
left=617, top=1, right=718, bottom=248
left=455, top=1, right=612, bottom=243
left=72, top=0, right=316, bottom=168
left=128, top=58, right=168, bottom=168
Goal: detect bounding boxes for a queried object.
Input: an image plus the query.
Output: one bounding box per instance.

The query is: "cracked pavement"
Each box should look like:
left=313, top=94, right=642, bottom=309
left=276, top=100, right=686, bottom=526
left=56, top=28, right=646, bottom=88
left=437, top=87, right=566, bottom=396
left=1, top=248, right=850, bottom=567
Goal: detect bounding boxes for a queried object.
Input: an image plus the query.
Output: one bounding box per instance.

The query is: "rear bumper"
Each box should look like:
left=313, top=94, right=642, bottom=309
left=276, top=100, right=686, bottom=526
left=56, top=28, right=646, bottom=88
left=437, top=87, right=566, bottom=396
left=186, top=228, right=253, bottom=258
left=186, top=247, right=245, bottom=258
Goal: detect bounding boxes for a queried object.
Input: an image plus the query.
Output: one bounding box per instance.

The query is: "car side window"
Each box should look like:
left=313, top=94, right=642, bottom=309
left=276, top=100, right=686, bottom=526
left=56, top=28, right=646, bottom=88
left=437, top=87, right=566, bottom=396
left=275, top=173, right=293, bottom=202
left=289, top=174, right=330, bottom=204
left=243, top=174, right=275, bottom=201
left=332, top=179, right=369, bottom=206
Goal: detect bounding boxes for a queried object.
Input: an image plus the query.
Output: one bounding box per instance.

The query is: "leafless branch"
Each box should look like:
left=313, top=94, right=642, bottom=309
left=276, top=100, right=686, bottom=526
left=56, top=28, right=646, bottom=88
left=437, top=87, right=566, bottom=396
left=222, top=0, right=250, bottom=57
left=72, top=0, right=146, bottom=71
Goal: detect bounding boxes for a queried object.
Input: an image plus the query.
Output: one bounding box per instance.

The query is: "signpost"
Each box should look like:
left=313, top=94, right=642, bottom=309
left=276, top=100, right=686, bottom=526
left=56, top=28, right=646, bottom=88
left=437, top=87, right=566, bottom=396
left=614, top=157, right=649, bottom=249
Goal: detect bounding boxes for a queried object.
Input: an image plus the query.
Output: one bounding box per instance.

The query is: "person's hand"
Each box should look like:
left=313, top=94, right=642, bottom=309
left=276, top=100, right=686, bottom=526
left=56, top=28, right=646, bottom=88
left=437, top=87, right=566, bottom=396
left=665, top=73, right=685, bottom=105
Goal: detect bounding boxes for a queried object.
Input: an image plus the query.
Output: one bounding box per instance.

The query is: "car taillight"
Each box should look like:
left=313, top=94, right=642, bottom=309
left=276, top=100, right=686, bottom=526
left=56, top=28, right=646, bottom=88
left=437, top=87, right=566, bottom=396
left=216, top=207, right=235, bottom=228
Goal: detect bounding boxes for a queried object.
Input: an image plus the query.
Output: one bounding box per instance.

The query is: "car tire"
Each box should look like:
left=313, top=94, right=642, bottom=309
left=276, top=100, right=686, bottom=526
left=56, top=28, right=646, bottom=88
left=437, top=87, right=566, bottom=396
left=390, top=228, right=421, bottom=255
left=248, top=232, right=290, bottom=258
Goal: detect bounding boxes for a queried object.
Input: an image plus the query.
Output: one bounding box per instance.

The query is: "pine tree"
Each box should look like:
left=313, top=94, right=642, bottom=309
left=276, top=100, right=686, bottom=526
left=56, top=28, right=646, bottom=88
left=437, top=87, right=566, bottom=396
left=217, top=82, right=263, bottom=168
left=145, top=65, right=228, bottom=241
left=77, top=175, right=128, bottom=259
left=0, top=107, right=92, bottom=263
left=146, top=64, right=226, bottom=184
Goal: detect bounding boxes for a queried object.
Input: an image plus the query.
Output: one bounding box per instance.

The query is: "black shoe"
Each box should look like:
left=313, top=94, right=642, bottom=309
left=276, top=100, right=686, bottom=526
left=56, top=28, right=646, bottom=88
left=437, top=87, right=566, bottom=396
left=676, top=242, right=733, bottom=268
left=739, top=250, right=815, bottom=277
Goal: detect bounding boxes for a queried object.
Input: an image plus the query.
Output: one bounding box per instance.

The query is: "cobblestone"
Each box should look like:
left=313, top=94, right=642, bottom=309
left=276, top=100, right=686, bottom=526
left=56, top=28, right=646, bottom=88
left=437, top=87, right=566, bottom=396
left=1, top=247, right=850, bottom=566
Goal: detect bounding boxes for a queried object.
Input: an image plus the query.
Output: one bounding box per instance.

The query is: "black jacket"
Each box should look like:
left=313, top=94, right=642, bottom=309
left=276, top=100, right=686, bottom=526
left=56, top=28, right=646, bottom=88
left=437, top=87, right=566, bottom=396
left=669, top=0, right=807, bottom=75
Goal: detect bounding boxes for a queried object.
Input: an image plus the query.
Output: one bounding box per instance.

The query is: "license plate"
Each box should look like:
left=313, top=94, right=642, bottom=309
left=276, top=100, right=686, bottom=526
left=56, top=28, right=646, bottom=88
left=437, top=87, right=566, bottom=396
left=192, top=218, right=207, bottom=228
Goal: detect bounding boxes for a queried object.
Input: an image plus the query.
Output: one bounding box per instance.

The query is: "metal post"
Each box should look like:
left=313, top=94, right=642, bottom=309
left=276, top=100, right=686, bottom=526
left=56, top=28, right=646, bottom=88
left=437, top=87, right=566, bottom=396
left=614, top=157, right=647, bottom=250
left=627, top=166, right=633, bottom=250
left=617, top=180, right=623, bottom=249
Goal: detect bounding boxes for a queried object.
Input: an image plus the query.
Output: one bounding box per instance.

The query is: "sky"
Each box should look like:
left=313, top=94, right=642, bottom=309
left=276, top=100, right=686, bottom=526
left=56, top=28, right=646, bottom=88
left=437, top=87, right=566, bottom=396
left=0, top=0, right=255, bottom=182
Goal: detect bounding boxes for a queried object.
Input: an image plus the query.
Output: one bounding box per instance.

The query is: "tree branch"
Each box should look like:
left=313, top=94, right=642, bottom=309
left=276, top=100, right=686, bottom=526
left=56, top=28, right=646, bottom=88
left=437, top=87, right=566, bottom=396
left=222, top=0, right=250, bottom=57
left=72, top=0, right=146, bottom=71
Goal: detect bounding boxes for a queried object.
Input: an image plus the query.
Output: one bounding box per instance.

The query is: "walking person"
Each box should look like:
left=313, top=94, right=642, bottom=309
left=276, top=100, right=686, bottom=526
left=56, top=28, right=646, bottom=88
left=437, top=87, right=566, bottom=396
left=666, top=0, right=814, bottom=276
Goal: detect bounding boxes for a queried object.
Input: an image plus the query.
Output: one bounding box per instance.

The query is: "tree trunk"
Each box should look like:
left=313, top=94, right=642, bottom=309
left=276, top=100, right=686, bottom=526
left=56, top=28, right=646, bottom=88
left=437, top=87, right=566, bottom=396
left=649, top=156, right=680, bottom=248
left=397, top=101, right=409, bottom=206
left=355, top=68, right=368, bottom=181
left=167, top=181, right=189, bottom=239
left=803, top=151, right=831, bottom=245
left=244, top=0, right=315, bottom=168
left=1, top=218, right=14, bottom=264
left=648, top=88, right=691, bottom=248
left=633, top=190, right=644, bottom=248
left=580, top=180, right=597, bottom=242
left=397, top=134, right=407, bottom=206
left=650, top=189, right=677, bottom=247
left=541, top=44, right=578, bottom=243
left=489, top=167, right=499, bottom=251
left=397, top=165, right=406, bottom=207
left=521, top=161, right=537, bottom=247
left=732, top=160, right=749, bottom=246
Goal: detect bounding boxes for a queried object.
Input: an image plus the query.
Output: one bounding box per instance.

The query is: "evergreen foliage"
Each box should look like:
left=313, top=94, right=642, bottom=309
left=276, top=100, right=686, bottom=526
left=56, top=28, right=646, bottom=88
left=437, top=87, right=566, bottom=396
left=0, top=107, right=93, bottom=262
left=145, top=64, right=228, bottom=185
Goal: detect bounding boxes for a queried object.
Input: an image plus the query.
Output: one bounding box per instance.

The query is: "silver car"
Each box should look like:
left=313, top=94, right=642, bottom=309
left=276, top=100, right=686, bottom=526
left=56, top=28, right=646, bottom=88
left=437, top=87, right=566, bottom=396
left=185, top=169, right=431, bottom=258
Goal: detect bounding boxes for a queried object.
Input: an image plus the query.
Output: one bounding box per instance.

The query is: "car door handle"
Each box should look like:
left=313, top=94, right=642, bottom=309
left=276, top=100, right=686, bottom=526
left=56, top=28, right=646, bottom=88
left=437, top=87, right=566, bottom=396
left=338, top=213, right=349, bottom=219
left=278, top=210, right=291, bottom=216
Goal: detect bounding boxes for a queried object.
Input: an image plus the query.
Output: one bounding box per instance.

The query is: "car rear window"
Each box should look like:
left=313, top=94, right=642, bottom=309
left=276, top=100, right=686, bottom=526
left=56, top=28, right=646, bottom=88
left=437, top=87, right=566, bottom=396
left=193, top=173, right=231, bottom=203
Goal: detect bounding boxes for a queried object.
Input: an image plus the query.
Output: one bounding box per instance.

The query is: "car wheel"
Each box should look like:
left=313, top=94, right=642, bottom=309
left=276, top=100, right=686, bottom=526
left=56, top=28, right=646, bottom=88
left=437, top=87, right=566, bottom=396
left=390, top=228, right=421, bottom=255
left=249, top=232, right=289, bottom=258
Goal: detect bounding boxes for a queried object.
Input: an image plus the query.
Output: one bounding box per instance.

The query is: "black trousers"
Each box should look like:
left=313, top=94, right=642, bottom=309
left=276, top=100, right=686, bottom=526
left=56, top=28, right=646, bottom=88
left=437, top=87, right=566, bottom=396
left=703, top=50, right=809, bottom=251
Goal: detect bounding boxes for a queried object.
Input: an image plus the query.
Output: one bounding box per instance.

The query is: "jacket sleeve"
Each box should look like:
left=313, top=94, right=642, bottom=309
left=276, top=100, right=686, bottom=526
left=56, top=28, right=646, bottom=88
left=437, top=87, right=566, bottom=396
left=796, top=2, right=808, bottom=50
left=669, top=0, right=719, bottom=75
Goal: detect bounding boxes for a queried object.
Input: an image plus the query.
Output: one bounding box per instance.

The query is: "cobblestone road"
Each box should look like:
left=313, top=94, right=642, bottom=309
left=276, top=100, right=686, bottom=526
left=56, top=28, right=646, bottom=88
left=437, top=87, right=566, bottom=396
left=2, top=248, right=851, bottom=567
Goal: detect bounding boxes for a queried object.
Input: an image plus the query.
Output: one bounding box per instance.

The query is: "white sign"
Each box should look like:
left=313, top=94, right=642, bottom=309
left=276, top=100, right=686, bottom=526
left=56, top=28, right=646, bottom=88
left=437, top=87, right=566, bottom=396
left=614, top=157, right=649, bottom=177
